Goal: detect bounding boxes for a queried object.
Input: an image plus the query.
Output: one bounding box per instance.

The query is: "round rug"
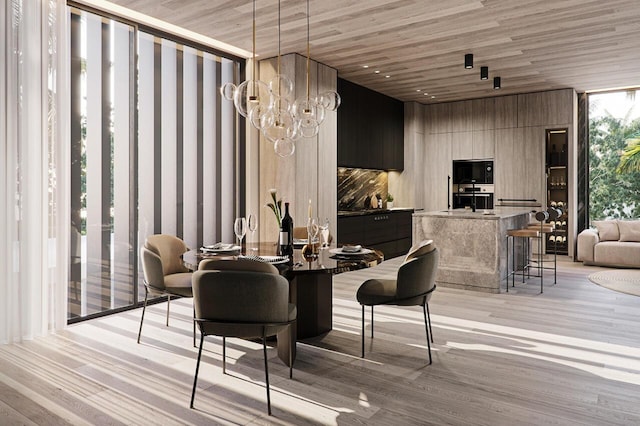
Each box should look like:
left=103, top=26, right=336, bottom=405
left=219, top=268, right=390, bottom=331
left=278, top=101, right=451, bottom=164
left=588, top=270, right=640, bottom=297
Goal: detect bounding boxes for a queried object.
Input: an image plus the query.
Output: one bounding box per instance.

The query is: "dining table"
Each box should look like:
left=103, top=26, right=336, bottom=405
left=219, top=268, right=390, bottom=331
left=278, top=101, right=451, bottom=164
left=182, top=241, right=383, bottom=366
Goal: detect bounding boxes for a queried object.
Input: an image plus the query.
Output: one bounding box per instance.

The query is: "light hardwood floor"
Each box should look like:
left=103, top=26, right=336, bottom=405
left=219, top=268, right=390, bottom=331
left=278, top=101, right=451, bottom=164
left=2, top=257, right=640, bottom=425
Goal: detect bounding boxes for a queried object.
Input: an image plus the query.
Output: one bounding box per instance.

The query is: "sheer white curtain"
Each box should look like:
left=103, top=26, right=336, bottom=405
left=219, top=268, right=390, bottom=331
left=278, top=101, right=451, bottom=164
left=0, top=0, right=69, bottom=344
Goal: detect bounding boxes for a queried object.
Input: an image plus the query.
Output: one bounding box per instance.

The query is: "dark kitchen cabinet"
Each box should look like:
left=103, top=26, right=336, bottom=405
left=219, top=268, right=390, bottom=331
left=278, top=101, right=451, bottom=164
left=338, top=78, right=404, bottom=170
left=337, top=210, right=413, bottom=259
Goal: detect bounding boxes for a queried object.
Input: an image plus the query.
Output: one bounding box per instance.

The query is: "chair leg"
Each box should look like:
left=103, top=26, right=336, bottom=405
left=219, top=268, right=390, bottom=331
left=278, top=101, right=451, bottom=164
left=361, top=305, right=365, bottom=358
left=371, top=306, right=374, bottom=338
left=423, top=303, right=432, bottom=365
left=288, top=325, right=293, bottom=379
left=222, top=336, right=226, bottom=374
left=193, top=306, right=196, bottom=348
left=190, top=332, right=205, bottom=408
left=137, top=288, right=149, bottom=344
left=166, top=295, right=171, bottom=326
left=262, top=328, right=272, bottom=416
left=426, top=303, right=434, bottom=343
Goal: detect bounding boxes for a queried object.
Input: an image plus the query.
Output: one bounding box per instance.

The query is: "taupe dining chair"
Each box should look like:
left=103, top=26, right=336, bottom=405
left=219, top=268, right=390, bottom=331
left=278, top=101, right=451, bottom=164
left=190, top=269, right=296, bottom=415
left=198, top=257, right=279, bottom=274
left=356, top=240, right=439, bottom=364
left=138, top=234, right=195, bottom=345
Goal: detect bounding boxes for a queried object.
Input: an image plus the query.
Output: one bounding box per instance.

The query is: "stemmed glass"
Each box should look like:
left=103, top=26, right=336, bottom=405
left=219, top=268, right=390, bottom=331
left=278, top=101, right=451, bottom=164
left=319, top=218, right=330, bottom=248
left=234, top=217, right=247, bottom=255
left=307, top=217, right=319, bottom=257
left=247, top=213, right=258, bottom=252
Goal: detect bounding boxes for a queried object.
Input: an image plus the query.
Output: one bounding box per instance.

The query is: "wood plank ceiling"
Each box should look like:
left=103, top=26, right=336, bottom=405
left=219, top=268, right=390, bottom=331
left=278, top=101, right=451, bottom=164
left=107, top=0, right=640, bottom=103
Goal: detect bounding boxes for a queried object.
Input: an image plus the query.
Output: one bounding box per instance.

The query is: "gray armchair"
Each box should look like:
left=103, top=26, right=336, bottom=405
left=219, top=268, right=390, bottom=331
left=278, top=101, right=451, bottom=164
left=356, top=240, right=439, bottom=364
left=190, top=269, right=296, bottom=415
left=138, top=234, right=194, bottom=345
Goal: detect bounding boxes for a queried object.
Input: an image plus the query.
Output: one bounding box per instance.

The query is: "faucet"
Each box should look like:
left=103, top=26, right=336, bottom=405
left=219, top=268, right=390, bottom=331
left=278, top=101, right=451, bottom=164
left=471, top=179, right=476, bottom=212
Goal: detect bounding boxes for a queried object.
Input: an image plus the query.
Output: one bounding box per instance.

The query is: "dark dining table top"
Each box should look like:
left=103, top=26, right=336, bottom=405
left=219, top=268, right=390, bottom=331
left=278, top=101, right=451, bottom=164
left=182, top=242, right=384, bottom=276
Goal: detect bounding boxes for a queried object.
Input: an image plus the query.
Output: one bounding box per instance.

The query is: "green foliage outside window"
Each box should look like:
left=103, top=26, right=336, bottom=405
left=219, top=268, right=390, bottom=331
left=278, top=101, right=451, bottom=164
left=589, top=111, right=640, bottom=220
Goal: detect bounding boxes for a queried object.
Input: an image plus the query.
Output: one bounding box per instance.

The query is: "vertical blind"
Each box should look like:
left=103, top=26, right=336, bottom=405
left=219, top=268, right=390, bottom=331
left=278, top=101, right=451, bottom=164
left=68, top=7, right=239, bottom=320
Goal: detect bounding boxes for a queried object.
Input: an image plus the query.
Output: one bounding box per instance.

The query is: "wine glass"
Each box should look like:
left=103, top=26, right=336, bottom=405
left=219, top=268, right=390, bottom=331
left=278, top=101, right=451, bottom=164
left=247, top=213, right=258, bottom=252
left=307, top=217, right=319, bottom=257
left=234, top=217, right=247, bottom=255
left=319, top=218, right=330, bottom=248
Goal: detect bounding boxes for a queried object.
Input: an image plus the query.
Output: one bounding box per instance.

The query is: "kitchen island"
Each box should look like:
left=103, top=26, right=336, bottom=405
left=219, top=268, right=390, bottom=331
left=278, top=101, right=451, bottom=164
left=413, top=208, right=532, bottom=293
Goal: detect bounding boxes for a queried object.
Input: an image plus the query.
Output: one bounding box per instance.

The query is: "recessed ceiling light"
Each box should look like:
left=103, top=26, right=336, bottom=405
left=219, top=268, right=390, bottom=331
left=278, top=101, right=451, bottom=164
left=374, top=70, right=380, bottom=74
left=363, top=65, right=369, bottom=68
left=416, top=89, right=421, bottom=92
left=385, top=75, right=390, bottom=78
left=431, top=95, right=436, bottom=99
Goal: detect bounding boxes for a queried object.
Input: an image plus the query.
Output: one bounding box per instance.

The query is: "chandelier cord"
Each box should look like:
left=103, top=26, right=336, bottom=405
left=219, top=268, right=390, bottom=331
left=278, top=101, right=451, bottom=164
left=252, top=0, right=256, bottom=93
left=277, top=0, right=281, bottom=99
left=306, top=0, right=310, bottom=101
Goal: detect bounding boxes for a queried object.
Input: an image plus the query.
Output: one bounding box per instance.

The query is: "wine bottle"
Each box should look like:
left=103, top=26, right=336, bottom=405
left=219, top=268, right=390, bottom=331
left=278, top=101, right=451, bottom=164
left=278, top=202, right=294, bottom=257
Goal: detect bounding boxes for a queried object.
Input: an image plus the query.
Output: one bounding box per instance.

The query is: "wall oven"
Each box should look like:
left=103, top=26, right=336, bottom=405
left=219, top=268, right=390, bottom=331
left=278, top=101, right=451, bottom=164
left=453, top=160, right=494, bottom=184
left=452, top=183, right=494, bottom=209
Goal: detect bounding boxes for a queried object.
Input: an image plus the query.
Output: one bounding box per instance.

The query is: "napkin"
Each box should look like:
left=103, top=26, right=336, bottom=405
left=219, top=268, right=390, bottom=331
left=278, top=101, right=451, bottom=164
left=203, top=243, right=235, bottom=250
left=342, top=244, right=362, bottom=253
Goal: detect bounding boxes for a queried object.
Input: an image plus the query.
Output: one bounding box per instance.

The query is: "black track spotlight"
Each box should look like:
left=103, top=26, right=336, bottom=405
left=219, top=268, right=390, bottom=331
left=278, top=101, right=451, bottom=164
left=480, top=66, right=488, bottom=80
left=464, top=53, right=473, bottom=69
left=493, top=76, right=501, bottom=89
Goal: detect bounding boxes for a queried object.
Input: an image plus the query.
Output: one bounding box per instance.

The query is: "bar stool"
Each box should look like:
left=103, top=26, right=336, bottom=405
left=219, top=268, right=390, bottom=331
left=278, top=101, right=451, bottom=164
left=506, top=228, right=541, bottom=292
left=506, top=210, right=559, bottom=294
left=527, top=220, right=557, bottom=286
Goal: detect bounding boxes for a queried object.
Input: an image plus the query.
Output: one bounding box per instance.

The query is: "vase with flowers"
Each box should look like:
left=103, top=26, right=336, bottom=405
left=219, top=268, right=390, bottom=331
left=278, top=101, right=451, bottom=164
left=265, top=189, right=283, bottom=242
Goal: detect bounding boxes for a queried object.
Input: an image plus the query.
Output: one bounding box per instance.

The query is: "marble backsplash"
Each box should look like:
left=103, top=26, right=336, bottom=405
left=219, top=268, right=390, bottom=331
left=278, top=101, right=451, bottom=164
left=338, top=167, right=389, bottom=211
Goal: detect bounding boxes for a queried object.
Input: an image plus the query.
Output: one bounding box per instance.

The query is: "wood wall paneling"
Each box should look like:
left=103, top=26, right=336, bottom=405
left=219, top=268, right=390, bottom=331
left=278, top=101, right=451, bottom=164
left=472, top=129, right=495, bottom=159
left=423, top=132, right=452, bottom=211
left=451, top=100, right=473, bottom=133
left=258, top=54, right=337, bottom=241
left=518, top=89, right=573, bottom=127
left=451, top=131, right=473, bottom=160
left=494, top=127, right=520, bottom=202
left=494, top=95, right=518, bottom=129
left=472, top=98, right=495, bottom=130
left=317, top=64, right=338, bottom=237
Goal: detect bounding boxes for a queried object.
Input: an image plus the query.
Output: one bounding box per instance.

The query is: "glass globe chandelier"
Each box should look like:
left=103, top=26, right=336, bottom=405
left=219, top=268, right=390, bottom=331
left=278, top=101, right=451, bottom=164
left=220, top=0, right=340, bottom=158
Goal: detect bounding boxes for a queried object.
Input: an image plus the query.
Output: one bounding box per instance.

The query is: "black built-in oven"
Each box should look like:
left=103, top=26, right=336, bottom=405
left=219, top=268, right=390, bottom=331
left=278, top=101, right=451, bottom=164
left=453, top=190, right=494, bottom=210
left=453, top=160, right=494, bottom=184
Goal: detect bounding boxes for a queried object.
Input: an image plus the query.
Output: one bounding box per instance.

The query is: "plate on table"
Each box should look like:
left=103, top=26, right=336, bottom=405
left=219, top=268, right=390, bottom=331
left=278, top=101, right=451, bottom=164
left=242, top=254, right=290, bottom=264
left=200, top=243, right=241, bottom=254
left=329, top=247, right=373, bottom=256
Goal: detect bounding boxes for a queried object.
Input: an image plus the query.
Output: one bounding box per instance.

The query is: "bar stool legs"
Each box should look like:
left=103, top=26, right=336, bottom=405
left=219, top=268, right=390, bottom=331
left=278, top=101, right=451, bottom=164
left=506, top=218, right=559, bottom=293
left=506, top=228, right=542, bottom=293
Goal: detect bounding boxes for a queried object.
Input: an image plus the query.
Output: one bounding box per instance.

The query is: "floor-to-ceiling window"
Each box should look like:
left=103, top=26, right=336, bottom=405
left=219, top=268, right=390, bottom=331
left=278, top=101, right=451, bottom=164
left=68, top=6, right=240, bottom=321
left=588, top=90, right=640, bottom=223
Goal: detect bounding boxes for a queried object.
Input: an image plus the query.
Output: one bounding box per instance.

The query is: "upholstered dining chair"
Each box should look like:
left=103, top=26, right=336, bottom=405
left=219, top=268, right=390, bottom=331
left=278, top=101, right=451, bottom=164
left=138, top=234, right=195, bottom=345
left=198, top=257, right=279, bottom=274
left=356, top=240, right=439, bottom=364
left=190, top=269, right=296, bottom=415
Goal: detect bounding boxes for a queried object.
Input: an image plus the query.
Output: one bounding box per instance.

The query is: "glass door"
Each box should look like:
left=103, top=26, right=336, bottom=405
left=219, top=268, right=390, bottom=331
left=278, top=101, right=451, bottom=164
left=546, top=129, right=568, bottom=254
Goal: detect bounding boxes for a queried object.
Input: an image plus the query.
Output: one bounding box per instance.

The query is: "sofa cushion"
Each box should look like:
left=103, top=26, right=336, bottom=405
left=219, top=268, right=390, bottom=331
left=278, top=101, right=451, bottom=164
left=592, top=220, right=619, bottom=241
left=617, top=220, right=640, bottom=242
left=594, top=241, right=640, bottom=267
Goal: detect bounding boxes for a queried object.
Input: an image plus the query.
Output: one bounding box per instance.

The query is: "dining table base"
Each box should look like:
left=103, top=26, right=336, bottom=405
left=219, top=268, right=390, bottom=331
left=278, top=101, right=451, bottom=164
left=277, top=272, right=333, bottom=366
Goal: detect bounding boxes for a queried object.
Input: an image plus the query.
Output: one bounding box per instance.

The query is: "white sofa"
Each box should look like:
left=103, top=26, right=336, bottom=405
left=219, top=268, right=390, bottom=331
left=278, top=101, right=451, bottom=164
left=577, top=220, right=640, bottom=267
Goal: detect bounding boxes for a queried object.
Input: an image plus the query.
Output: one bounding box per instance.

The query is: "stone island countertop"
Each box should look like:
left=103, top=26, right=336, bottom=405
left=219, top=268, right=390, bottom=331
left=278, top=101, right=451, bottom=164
left=412, top=209, right=532, bottom=293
